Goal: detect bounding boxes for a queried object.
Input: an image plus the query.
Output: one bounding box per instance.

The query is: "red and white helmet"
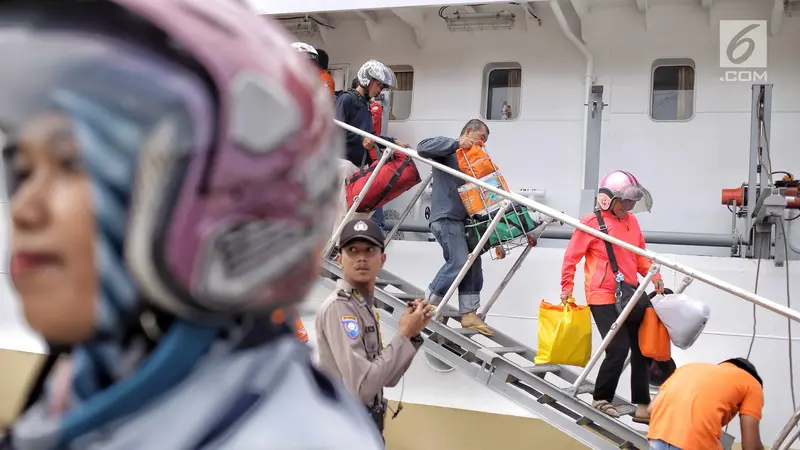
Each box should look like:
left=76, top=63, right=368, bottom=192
left=596, top=170, right=653, bottom=213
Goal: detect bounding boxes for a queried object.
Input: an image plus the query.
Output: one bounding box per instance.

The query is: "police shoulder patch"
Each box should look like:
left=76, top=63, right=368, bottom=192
left=341, top=315, right=359, bottom=339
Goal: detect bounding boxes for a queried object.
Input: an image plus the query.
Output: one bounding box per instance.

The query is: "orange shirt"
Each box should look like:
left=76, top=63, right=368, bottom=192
left=270, top=306, right=309, bottom=343
left=319, top=70, right=335, bottom=98
left=648, top=362, right=764, bottom=450
left=560, top=210, right=661, bottom=305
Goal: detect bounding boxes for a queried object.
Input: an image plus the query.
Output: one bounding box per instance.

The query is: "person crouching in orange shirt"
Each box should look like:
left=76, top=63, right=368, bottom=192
left=647, top=358, right=765, bottom=450
left=560, top=170, right=664, bottom=422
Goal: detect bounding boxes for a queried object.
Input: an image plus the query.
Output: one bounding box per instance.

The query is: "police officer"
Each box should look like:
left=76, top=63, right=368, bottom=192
left=316, top=218, right=434, bottom=436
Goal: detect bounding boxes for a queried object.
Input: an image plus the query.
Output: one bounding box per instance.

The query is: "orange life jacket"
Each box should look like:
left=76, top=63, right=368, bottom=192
left=270, top=306, right=309, bottom=343
left=456, top=141, right=512, bottom=216
left=456, top=141, right=499, bottom=180
left=319, top=70, right=335, bottom=98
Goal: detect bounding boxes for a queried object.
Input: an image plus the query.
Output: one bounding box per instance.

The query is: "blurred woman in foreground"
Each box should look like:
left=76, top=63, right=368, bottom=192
left=0, top=0, right=383, bottom=448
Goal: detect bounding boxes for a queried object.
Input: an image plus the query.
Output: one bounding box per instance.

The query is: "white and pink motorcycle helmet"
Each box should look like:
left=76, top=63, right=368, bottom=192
left=596, top=170, right=653, bottom=213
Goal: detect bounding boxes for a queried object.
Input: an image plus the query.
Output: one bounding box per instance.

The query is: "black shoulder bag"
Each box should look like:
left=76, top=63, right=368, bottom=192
left=593, top=210, right=649, bottom=323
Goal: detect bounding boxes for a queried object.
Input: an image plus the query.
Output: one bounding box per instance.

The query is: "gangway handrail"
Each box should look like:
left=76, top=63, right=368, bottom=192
left=332, top=119, right=800, bottom=324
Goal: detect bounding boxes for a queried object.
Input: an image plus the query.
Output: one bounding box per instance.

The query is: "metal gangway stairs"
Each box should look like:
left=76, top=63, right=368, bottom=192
left=319, top=120, right=800, bottom=450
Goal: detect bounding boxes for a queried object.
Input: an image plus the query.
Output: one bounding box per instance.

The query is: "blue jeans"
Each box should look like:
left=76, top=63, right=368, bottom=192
left=426, top=219, right=483, bottom=314
left=371, top=205, right=385, bottom=231
left=649, top=440, right=681, bottom=450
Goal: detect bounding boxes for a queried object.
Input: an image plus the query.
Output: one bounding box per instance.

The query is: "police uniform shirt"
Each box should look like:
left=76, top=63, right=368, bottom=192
left=315, top=279, right=422, bottom=406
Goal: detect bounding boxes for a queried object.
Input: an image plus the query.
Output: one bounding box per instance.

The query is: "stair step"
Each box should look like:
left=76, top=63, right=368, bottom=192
left=615, top=404, right=637, bottom=417
left=575, top=381, right=595, bottom=395
left=452, top=328, right=480, bottom=336
left=527, top=364, right=561, bottom=374
left=490, top=346, right=527, bottom=354
left=375, top=277, right=401, bottom=287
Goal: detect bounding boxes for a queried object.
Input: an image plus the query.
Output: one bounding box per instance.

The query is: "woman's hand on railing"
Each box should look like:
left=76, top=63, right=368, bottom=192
left=653, top=279, right=664, bottom=294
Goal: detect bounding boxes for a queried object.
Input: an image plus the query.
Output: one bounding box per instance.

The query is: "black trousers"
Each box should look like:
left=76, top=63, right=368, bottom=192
left=590, top=304, right=652, bottom=405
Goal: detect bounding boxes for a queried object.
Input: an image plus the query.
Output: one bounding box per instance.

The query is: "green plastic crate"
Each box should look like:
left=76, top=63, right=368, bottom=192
left=466, top=204, right=539, bottom=254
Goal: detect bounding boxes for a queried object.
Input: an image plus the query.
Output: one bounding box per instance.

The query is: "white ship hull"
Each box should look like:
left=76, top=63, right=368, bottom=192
left=2, top=0, right=800, bottom=447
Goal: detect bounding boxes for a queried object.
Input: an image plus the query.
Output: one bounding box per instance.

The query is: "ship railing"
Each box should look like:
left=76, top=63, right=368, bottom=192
left=326, top=119, right=800, bottom=448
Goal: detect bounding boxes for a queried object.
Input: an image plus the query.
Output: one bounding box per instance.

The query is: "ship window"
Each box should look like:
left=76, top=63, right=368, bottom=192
left=389, top=65, right=414, bottom=121
left=482, top=62, right=522, bottom=121
left=328, top=63, right=350, bottom=91
left=650, top=59, right=695, bottom=122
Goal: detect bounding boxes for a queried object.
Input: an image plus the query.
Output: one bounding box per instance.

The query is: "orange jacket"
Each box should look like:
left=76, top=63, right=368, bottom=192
left=319, top=70, right=335, bottom=98
left=271, top=306, right=309, bottom=343
left=561, top=210, right=661, bottom=306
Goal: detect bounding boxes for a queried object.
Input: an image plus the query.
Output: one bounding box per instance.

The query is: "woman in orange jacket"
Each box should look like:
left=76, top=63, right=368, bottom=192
left=560, top=170, right=664, bottom=422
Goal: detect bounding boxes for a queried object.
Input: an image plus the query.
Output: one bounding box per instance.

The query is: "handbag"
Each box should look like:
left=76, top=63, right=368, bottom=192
left=534, top=299, right=592, bottom=367
left=594, top=210, right=649, bottom=323
left=638, top=306, right=671, bottom=361
left=345, top=149, right=421, bottom=213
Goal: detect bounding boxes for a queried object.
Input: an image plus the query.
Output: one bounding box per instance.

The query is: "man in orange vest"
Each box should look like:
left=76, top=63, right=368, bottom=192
left=316, top=48, right=335, bottom=98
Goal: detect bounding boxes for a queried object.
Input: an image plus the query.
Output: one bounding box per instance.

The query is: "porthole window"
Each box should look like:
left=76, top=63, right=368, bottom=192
left=389, top=65, right=414, bottom=121
left=481, top=62, right=522, bottom=121
left=650, top=58, right=696, bottom=122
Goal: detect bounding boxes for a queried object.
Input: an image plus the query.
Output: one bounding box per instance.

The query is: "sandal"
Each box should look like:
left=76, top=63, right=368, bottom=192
left=632, top=405, right=650, bottom=424
left=464, top=324, right=495, bottom=337
left=591, top=400, right=620, bottom=418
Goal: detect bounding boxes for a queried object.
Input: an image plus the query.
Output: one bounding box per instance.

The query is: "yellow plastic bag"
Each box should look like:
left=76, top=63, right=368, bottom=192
left=534, top=299, right=592, bottom=367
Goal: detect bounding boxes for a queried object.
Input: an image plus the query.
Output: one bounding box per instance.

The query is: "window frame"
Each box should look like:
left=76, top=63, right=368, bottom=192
left=481, top=62, right=523, bottom=122
left=328, top=63, right=350, bottom=92
left=649, top=58, right=697, bottom=123
left=388, top=64, right=415, bottom=122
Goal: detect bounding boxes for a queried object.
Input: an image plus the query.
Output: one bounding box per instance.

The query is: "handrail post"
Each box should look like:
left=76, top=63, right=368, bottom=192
left=569, top=264, right=660, bottom=396
left=622, top=275, right=694, bottom=370
left=772, top=407, right=800, bottom=450
left=776, top=425, right=800, bottom=450
left=478, top=244, right=532, bottom=320
left=384, top=173, right=433, bottom=245
left=323, top=148, right=394, bottom=258
left=433, top=200, right=511, bottom=320
left=479, top=217, right=555, bottom=319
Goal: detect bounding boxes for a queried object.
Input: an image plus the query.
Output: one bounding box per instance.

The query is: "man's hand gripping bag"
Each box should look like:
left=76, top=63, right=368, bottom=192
left=534, top=299, right=592, bottom=367
left=650, top=293, right=710, bottom=349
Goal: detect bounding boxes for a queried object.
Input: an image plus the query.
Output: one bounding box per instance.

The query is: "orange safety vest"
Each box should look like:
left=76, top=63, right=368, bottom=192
left=270, top=306, right=309, bottom=343
left=319, top=70, right=335, bottom=98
